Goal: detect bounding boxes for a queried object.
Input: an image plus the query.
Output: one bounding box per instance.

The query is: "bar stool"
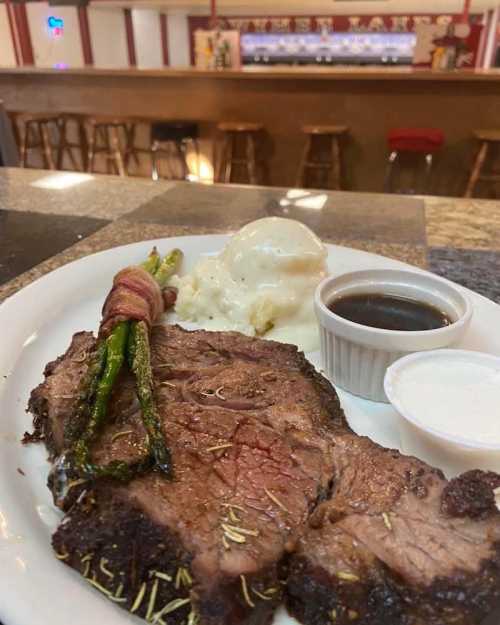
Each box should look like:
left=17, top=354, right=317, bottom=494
left=216, top=122, right=264, bottom=185
left=464, top=130, right=500, bottom=198
left=149, top=121, right=199, bottom=181
left=0, top=100, right=19, bottom=166
left=56, top=113, right=87, bottom=172
left=85, top=116, right=134, bottom=177
left=9, top=112, right=59, bottom=170
left=296, top=125, right=349, bottom=190
left=122, top=120, right=200, bottom=181
left=385, top=128, right=444, bottom=194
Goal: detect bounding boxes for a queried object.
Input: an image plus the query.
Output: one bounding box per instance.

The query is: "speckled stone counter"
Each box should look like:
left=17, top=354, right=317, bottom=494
left=0, top=167, right=499, bottom=305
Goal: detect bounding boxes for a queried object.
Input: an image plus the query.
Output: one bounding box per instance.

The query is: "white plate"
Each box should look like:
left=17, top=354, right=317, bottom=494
left=1, top=235, right=499, bottom=625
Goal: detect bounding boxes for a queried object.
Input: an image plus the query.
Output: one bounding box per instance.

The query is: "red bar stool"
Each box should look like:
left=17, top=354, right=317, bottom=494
left=384, top=128, right=444, bottom=194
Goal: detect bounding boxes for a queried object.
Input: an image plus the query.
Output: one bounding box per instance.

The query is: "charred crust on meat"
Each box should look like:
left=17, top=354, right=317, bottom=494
left=441, top=470, right=500, bottom=520
left=286, top=546, right=500, bottom=625
left=53, top=488, right=194, bottom=623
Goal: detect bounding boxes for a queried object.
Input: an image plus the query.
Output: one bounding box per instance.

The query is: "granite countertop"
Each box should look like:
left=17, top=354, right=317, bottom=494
left=1, top=167, right=499, bottom=305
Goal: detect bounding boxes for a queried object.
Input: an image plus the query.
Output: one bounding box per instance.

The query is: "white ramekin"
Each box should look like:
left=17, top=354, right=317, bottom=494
left=314, top=269, right=473, bottom=402
left=385, top=349, right=500, bottom=477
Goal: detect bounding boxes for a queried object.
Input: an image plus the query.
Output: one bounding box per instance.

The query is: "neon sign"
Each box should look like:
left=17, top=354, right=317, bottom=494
left=47, top=16, right=64, bottom=38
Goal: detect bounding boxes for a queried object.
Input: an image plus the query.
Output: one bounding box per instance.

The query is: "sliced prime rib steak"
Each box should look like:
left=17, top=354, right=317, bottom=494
left=28, top=325, right=500, bottom=625
left=29, top=324, right=343, bottom=625
left=286, top=431, right=500, bottom=625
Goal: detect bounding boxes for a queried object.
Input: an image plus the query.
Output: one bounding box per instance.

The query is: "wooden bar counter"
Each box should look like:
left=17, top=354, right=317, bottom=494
left=1, top=66, right=500, bottom=195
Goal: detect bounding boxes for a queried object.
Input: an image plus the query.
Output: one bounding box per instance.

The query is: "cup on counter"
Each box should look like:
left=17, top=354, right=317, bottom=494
left=314, top=269, right=472, bottom=402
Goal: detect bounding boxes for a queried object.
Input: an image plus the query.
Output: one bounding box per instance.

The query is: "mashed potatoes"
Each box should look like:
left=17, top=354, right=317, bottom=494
left=172, top=217, right=328, bottom=352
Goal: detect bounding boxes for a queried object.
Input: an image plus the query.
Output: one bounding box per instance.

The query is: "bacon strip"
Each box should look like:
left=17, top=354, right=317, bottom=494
left=99, top=266, right=163, bottom=337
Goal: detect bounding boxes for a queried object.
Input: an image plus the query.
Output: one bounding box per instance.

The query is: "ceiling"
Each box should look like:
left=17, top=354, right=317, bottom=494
left=91, top=0, right=499, bottom=15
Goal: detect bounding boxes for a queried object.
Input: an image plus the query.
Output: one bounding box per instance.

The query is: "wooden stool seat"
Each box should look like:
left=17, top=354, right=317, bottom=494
left=8, top=110, right=59, bottom=170
left=296, top=124, right=349, bottom=190
left=86, top=115, right=136, bottom=128
left=10, top=111, right=58, bottom=123
left=474, top=129, right=500, bottom=143
left=217, top=122, right=263, bottom=133
left=465, top=129, right=500, bottom=198
left=302, top=124, right=349, bottom=136
left=216, top=122, right=265, bottom=185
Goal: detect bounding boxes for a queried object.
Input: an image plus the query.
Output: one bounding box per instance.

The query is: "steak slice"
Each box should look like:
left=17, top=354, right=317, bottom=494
left=29, top=324, right=344, bottom=625
left=286, top=431, right=500, bottom=625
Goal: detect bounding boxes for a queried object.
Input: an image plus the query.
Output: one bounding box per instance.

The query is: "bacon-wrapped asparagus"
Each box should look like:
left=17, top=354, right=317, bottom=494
left=51, top=248, right=183, bottom=501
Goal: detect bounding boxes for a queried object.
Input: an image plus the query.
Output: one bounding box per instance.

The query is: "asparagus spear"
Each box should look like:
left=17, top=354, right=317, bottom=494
left=57, top=248, right=183, bottom=489
left=74, top=321, right=129, bottom=472
left=129, top=320, right=172, bottom=476
left=141, top=247, right=161, bottom=275
left=154, top=248, right=183, bottom=288
left=64, top=340, right=107, bottom=444
left=126, top=249, right=183, bottom=477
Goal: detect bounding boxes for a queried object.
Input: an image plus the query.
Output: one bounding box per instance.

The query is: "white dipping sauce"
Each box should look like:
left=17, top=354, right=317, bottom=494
left=172, top=217, right=327, bottom=352
left=392, top=353, right=500, bottom=445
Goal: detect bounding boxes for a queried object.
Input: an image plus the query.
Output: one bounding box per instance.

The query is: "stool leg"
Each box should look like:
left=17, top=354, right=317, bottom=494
left=24, top=121, right=38, bottom=168
left=87, top=124, right=97, bottom=173
left=66, top=120, right=81, bottom=171
left=296, top=138, right=311, bottom=188
left=216, top=135, right=228, bottom=183
left=40, top=122, right=56, bottom=170
left=109, top=126, right=125, bottom=177
left=384, top=151, right=399, bottom=193
left=9, top=117, right=21, bottom=149
left=78, top=121, right=88, bottom=172
left=124, top=123, right=139, bottom=171
left=246, top=133, right=258, bottom=185
left=151, top=140, right=160, bottom=181
left=465, top=141, right=489, bottom=198
left=423, top=153, right=433, bottom=194
left=56, top=119, right=65, bottom=170
left=101, top=127, right=111, bottom=174
left=176, top=140, right=189, bottom=180
left=331, top=136, right=341, bottom=191
left=223, top=134, right=234, bottom=183
left=26, top=122, right=41, bottom=169
left=18, top=122, right=28, bottom=168
left=57, top=119, right=79, bottom=171
left=192, top=138, right=201, bottom=181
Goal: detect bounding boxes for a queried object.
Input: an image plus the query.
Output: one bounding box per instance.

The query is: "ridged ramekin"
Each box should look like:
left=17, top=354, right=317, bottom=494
left=314, top=269, right=473, bottom=403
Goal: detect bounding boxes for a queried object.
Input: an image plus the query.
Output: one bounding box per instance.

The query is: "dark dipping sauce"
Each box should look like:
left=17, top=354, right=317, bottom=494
left=328, top=293, right=452, bottom=331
